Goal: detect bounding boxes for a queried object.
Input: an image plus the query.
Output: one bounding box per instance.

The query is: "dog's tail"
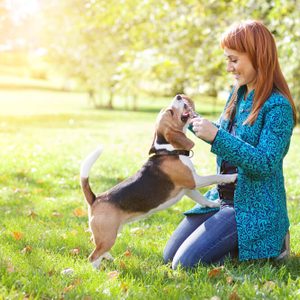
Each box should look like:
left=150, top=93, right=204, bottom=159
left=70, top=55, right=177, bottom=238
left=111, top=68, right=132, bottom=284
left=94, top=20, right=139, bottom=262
left=80, top=145, right=103, bottom=206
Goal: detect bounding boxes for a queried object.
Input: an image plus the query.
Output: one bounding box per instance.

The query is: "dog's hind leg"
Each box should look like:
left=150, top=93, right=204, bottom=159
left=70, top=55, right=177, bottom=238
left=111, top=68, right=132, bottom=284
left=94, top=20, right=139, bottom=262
left=89, top=210, right=120, bottom=269
left=89, top=232, right=118, bottom=269
left=89, top=248, right=115, bottom=269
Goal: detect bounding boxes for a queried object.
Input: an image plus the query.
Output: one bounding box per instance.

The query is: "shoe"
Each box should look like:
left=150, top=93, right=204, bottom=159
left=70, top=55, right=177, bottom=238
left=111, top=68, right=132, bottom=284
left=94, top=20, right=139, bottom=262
left=275, top=230, right=290, bottom=260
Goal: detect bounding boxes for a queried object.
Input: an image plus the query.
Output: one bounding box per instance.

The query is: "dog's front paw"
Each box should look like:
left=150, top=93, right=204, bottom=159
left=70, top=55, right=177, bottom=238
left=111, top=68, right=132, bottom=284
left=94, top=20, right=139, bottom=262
left=221, top=173, right=237, bottom=184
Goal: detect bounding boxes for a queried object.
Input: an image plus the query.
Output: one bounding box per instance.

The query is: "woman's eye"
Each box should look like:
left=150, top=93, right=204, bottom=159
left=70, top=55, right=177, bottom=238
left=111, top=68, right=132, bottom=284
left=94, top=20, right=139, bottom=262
left=231, top=60, right=237, bottom=63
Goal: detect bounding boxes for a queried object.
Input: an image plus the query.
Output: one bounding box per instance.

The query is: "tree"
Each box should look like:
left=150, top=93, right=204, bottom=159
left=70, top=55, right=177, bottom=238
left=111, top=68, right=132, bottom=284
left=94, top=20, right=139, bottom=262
left=40, top=0, right=300, bottom=119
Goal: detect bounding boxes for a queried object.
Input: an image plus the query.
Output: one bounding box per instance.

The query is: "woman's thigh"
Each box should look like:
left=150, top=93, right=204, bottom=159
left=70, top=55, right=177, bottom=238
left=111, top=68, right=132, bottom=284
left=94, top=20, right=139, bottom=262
left=172, top=206, right=238, bottom=269
left=163, top=211, right=217, bottom=263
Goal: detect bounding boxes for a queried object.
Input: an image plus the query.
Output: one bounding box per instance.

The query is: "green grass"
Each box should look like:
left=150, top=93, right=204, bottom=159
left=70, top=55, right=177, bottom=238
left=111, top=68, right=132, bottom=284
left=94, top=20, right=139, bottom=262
left=0, top=89, right=300, bottom=299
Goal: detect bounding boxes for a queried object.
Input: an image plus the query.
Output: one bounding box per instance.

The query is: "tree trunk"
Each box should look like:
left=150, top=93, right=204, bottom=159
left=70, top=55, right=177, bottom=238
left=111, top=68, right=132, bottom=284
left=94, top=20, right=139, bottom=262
left=107, top=89, right=114, bottom=109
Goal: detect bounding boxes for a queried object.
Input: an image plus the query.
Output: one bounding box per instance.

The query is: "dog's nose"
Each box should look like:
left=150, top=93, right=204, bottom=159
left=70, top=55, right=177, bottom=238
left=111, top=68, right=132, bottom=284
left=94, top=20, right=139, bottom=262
left=176, top=95, right=182, bottom=100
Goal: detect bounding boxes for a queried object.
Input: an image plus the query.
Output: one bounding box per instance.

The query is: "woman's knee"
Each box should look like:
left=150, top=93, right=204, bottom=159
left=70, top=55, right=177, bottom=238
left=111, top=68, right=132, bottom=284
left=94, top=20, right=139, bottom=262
left=163, top=215, right=210, bottom=264
left=163, top=235, right=188, bottom=264
left=171, top=250, right=208, bottom=270
left=163, top=245, right=174, bottom=264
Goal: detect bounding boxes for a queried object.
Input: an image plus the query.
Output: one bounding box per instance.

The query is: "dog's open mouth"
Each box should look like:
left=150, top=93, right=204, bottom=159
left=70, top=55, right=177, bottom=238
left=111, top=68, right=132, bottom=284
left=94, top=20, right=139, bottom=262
left=181, top=102, right=192, bottom=122
left=181, top=111, right=191, bottom=123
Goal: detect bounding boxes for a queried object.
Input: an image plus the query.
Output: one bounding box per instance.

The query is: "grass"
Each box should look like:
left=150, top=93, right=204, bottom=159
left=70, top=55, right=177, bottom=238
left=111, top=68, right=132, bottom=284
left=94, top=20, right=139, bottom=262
left=0, top=89, right=300, bottom=299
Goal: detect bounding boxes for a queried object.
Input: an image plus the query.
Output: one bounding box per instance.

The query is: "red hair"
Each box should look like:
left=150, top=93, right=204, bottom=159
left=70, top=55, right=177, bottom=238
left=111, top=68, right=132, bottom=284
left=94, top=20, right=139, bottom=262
left=221, top=20, right=297, bottom=125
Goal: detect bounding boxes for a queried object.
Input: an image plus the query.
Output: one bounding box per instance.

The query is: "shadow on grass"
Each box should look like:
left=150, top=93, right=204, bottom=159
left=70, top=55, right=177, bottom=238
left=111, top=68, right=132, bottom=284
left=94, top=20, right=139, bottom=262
left=274, top=256, right=300, bottom=279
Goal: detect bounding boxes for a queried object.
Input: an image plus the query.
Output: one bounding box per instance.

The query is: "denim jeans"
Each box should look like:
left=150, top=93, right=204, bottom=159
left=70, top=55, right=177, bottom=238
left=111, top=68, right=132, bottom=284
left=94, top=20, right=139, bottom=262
left=163, top=206, right=238, bottom=269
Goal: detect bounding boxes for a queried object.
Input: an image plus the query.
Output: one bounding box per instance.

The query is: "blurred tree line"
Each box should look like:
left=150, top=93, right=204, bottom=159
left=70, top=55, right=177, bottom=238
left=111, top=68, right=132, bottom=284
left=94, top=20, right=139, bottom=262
left=1, top=0, right=299, bottom=118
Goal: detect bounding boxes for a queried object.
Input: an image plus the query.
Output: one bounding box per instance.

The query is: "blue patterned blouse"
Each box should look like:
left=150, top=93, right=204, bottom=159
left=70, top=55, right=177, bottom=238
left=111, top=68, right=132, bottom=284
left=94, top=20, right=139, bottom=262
left=185, top=86, right=294, bottom=261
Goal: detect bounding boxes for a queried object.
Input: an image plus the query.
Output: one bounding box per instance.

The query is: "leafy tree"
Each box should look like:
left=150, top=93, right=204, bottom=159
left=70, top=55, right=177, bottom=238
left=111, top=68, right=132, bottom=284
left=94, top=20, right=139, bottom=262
left=41, top=0, right=300, bottom=119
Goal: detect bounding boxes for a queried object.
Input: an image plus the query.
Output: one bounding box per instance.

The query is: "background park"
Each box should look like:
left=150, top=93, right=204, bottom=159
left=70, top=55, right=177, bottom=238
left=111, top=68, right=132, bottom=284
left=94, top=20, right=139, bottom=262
left=0, top=0, right=300, bottom=299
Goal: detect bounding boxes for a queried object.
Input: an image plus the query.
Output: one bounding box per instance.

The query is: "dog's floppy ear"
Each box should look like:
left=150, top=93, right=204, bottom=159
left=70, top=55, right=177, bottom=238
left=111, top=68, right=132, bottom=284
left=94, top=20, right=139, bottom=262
left=148, top=133, right=156, bottom=155
left=165, top=129, right=194, bottom=150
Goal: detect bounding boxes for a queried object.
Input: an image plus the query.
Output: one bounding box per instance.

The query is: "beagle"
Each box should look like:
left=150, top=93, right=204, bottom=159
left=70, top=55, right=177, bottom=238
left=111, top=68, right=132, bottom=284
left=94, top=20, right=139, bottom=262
left=80, top=95, right=237, bottom=268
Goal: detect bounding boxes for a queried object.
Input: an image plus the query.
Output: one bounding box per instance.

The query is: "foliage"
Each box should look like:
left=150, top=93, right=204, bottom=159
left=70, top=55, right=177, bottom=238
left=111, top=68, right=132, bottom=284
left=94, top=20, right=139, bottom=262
left=0, top=90, right=300, bottom=299
left=38, top=0, right=299, bottom=116
left=0, top=0, right=299, bottom=116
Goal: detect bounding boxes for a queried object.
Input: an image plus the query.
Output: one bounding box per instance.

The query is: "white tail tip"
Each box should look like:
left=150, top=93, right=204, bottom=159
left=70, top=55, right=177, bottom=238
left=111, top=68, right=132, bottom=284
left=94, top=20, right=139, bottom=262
left=80, top=145, right=103, bottom=178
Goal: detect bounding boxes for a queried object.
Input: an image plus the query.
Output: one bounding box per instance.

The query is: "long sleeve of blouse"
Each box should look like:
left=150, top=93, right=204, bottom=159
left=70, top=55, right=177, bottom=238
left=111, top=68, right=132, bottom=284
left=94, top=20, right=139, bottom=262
left=211, top=101, right=294, bottom=177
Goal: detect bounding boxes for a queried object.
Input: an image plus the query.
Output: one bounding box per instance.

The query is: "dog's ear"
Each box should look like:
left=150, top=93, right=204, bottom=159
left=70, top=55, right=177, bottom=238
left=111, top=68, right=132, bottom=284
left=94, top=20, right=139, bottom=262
left=165, top=129, right=194, bottom=150
left=148, top=133, right=156, bottom=155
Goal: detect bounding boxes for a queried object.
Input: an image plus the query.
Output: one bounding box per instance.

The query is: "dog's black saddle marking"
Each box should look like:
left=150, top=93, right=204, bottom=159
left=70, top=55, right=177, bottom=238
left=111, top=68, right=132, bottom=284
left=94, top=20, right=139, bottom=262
left=106, top=156, right=175, bottom=212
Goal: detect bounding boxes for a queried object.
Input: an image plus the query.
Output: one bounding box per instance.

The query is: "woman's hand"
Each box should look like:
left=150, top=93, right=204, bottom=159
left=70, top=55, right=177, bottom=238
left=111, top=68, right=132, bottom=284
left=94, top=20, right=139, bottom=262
left=192, top=117, right=218, bottom=143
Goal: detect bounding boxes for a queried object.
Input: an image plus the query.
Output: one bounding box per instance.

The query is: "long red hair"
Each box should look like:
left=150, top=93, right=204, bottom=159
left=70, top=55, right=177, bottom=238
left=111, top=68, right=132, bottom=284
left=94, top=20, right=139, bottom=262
left=221, top=20, right=297, bottom=125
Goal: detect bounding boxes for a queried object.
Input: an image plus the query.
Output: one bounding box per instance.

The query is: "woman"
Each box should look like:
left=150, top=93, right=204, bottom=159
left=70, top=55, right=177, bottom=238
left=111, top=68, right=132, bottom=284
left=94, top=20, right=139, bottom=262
left=163, top=20, right=297, bottom=269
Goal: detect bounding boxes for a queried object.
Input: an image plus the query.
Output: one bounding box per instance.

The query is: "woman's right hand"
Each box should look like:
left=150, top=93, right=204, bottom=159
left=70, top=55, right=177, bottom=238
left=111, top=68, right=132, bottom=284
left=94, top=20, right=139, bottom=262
left=192, top=117, right=218, bottom=143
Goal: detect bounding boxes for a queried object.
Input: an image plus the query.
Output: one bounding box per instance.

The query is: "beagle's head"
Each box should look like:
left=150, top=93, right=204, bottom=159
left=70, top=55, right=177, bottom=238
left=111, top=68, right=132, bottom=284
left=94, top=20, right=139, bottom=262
left=149, top=94, right=195, bottom=154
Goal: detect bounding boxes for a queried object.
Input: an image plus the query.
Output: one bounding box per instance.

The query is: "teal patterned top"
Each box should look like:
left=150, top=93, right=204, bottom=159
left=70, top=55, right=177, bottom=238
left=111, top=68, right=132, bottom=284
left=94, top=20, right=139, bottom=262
left=185, top=86, right=294, bottom=261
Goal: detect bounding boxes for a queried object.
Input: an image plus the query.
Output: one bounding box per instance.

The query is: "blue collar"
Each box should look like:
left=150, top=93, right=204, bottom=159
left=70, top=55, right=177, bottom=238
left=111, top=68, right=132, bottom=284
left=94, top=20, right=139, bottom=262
left=237, top=85, right=254, bottom=101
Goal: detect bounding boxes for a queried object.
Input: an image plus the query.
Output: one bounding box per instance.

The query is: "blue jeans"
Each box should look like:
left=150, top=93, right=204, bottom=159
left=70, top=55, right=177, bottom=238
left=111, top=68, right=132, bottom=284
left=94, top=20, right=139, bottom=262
left=163, top=206, right=238, bottom=269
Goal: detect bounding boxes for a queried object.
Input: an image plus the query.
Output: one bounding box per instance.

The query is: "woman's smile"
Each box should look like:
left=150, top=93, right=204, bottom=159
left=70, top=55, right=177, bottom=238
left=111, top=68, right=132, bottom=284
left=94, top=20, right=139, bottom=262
left=224, top=47, right=257, bottom=91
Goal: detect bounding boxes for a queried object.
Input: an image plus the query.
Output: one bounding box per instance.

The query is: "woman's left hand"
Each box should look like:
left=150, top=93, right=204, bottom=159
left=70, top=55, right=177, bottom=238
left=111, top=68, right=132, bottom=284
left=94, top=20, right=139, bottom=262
left=192, top=117, right=218, bottom=143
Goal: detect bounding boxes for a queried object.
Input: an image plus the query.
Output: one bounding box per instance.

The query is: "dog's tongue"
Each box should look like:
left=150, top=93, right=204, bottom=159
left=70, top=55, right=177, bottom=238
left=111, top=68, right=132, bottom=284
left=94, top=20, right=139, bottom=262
left=182, top=112, right=190, bottom=118
left=181, top=111, right=190, bottom=122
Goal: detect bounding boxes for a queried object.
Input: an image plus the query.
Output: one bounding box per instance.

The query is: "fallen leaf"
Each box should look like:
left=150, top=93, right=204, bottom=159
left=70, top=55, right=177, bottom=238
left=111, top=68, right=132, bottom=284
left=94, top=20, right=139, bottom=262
left=120, top=282, right=128, bottom=293
left=72, top=278, right=81, bottom=286
left=70, top=248, right=80, bottom=255
left=123, top=249, right=132, bottom=257
left=208, top=267, right=223, bottom=278
left=62, top=279, right=81, bottom=293
left=52, top=211, right=63, bottom=218
left=229, top=291, right=241, bottom=300
left=63, top=284, right=75, bottom=293
left=119, top=260, right=126, bottom=269
left=73, top=208, right=87, bottom=217
left=226, top=276, right=234, bottom=284
left=263, top=280, right=276, bottom=291
left=27, top=210, right=38, bottom=218
left=6, top=262, right=14, bottom=273
left=21, top=245, right=32, bottom=254
left=108, top=270, right=120, bottom=279
left=12, top=231, right=23, bottom=240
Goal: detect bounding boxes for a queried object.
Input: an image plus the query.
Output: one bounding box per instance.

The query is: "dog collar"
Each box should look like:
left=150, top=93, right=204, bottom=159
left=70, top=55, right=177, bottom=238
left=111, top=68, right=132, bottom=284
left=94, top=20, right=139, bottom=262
left=151, top=149, right=193, bottom=157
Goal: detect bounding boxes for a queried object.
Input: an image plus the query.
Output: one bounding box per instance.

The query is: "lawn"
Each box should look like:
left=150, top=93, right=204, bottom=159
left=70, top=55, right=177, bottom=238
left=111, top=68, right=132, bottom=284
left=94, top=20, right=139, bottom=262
left=0, top=89, right=300, bottom=300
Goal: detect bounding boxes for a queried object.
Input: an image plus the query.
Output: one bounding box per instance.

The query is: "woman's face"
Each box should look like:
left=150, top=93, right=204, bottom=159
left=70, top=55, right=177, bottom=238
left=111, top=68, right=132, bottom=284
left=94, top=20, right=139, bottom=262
left=224, top=47, right=257, bottom=92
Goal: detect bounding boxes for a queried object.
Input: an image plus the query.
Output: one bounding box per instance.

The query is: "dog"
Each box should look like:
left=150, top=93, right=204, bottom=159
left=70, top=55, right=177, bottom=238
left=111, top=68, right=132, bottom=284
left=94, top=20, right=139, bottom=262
left=80, top=94, right=237, bottom=268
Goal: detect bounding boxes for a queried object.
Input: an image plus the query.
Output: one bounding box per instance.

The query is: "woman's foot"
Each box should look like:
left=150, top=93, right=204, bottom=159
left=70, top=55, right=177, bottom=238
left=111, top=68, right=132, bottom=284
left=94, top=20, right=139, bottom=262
left=275, top=230, right=290, bottom=260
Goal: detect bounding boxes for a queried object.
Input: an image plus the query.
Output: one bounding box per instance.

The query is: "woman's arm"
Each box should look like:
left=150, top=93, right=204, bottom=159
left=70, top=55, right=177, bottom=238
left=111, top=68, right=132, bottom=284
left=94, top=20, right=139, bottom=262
left=211, top=103, right=294, bottom=176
